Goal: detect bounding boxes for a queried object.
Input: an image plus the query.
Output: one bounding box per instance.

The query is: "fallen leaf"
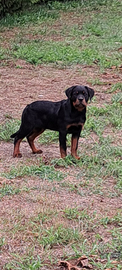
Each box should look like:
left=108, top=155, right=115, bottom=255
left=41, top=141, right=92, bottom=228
left=59, top=261, right=80, bottom=270
left=77, top=256, right=93, bottom=269
left=111, top=66, right=116, bottom=69
left=119, top=65, right=122, bottom=70
left=111, top=260, right=118, bottom=264
left=118, top=47, right=122, bottom=51
left=93, top=59, right=99, bottom=64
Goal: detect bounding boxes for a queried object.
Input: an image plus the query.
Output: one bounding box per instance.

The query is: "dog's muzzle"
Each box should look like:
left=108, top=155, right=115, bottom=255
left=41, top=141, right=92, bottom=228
left=73, top=95, right=87, bottom=110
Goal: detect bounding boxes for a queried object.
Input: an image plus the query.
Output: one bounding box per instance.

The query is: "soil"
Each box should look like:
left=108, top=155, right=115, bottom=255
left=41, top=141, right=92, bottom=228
left=0, top=60, right=122, bottom=269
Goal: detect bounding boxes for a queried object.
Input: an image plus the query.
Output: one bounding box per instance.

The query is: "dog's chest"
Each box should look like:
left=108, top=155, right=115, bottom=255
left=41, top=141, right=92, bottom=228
left=65, top=112, right=85, bottom=133
left=67, top=110, right=85, bottom=124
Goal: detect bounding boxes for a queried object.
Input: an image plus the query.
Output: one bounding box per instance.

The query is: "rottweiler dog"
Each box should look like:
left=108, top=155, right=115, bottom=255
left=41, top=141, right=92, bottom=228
left=11, top=85, right=94, bottom=159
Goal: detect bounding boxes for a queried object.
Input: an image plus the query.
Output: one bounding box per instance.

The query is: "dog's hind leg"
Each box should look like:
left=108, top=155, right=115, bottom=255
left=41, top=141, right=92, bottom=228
left=27, top=129, right=45, bottom=154
left=13, top=138, right=23, bottom=158
left=12, top=126, right=34, bottom=158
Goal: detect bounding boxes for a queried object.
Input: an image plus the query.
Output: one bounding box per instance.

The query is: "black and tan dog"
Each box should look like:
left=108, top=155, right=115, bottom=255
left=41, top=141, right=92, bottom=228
left=11, top=85, right=94, bottom=159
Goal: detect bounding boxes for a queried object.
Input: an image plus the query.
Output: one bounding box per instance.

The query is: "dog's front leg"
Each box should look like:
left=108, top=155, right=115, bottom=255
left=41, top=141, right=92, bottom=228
left=59, top=131, right=67, bottom=158
left=71, top=135, right=80, bottom=159
left=71, top=126, right=82, bottom=159
left=71, top=129, right=82, bottom=160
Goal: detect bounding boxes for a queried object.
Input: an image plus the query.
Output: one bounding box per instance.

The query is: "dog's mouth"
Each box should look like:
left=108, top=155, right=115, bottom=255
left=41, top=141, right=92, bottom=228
left=73, top=99, right=87, bottom=111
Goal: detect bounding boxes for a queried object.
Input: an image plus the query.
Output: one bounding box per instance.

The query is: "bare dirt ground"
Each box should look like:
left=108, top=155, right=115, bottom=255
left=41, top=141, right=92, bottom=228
left=0, top=61, right=122, bottom=269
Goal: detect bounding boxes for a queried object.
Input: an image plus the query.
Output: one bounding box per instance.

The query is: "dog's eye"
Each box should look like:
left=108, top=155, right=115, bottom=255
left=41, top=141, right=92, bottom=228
left=82, top=91, right=85, bottom=94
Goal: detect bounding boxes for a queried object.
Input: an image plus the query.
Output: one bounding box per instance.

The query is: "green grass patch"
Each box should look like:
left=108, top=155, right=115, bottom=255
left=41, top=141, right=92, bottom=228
left=74, top=135, right=122, bottom=193
left=2, top=163, right=64, bottom=181
left=111, top=92, right=122, bottom=104
left=5, top=38, right=122, bottom=68
left=37, top=225, right=82, bottom=248
left=51, top=155, right=78, bottom=167
left=0, top=119, right=20, bottom=142
left=109, top=82, right=122, bottom=93
left=100, top=211, right=122, bottom=227
left=11, top=40, right=103, bottom=66
left=85, top=103, right=122, bottom=133
left=0, top=0, right=122, bottom=69
left=38, top=130, right=59, bottom=144
left=0, top=6, right=59, bottom=28
left=109, top=228, right=122, bottom=260
left=63, top=208, right=96, bottom=229
left=0, top=184, right=20, bottom=198
left=5, top=255, right=43, bottom=270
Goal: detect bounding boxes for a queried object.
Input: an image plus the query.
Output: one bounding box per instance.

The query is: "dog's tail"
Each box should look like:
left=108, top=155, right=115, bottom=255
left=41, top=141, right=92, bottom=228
left=10, top=131, right=18, bottom=138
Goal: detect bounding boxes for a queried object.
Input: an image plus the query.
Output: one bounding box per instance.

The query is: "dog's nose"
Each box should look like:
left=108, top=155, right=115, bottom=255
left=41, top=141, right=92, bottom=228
left=79, top=97, right=83, bottom=101
left=78, top=94, right=84, bottom=101
left=78, top=96, right=84, bottom=101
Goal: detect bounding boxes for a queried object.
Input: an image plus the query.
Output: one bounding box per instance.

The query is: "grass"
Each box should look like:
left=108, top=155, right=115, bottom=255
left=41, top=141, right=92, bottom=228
left=0, top=184, right=20, bottom=198
left=2, top=162, right=65, bottom=181
left=5, top=255, right=43, bottom=270
left=38, top=130, right=59, bottom=144
left=38, top=225, right=81, bottom=247
left=0, top=1, right=122, bottom=269
left=63, top=207, right=91, bottom=221
left=100, top=211, right=122, bottom=227
left=1, top=107, right=122, bottom=267
left=0, top=119, right=20, bottom=142
left=0, top=0, right=122, bottom=68
left=108, top=82, right=122, bottom=93
left=4, top=35, right=122, bottom=67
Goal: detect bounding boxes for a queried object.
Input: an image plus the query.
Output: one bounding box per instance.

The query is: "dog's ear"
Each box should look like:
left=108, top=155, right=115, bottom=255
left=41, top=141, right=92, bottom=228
left=85, top=86, right=94, bottom=101
left=65, top=86, right=76, bottom=98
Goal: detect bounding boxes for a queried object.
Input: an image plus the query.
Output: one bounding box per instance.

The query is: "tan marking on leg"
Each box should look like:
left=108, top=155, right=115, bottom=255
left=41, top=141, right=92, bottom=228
left=27, top=130, right=44, bottom=154
left=60, top=146, right=67, bottom=158
left=13, top=139, right=22, bottom=158
left=71, top=137, right=80, bottom=160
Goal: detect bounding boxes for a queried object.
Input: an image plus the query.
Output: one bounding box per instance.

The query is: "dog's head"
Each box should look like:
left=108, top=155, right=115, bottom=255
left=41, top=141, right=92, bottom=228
left=65, top=85, right=94, bottom=111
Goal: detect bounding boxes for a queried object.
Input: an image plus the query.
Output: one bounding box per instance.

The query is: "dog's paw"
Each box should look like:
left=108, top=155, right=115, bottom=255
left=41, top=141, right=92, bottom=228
left=33, top=149, right=43, bottom=154
left=72, top=154, right=80, bottom=160
left=13, top=152, right=22, bottom=158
